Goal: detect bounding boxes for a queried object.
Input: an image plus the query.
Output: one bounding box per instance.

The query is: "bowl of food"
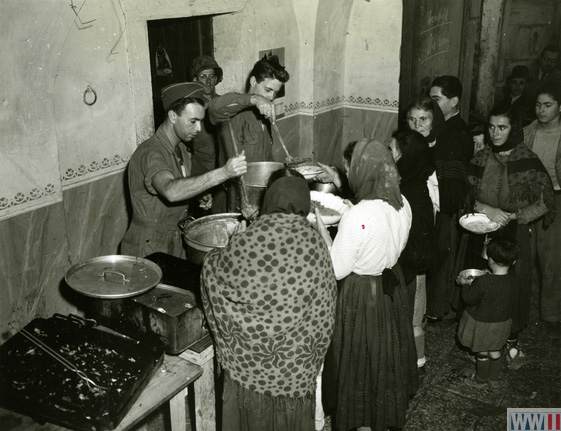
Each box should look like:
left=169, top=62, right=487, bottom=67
left=459, top=213, right=500, bottom=234
left=294, top=165, right=324, bottom=180
left=457, top=268, right=488, bottom=285
left=307, top=191, right=350, bottom=226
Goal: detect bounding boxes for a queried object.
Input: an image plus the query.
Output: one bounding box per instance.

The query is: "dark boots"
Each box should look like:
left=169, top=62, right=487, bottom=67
left=488, top=354, right=503, bottom=387
left=476, top=356, right=490, bottom=382
left=465, top=354, right=503, bottom=388
left=464, top=355, right=489, bottom=388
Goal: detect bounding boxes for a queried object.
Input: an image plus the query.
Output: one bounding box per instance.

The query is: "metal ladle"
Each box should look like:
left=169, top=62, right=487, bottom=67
left=271, top=121, right=311, bottom=167
left=227, top=123, right=259, bottom=221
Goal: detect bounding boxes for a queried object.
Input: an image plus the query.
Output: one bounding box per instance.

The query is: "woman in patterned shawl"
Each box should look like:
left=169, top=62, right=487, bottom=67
left=463, top=105, right=554, bottom=370
left=317, top=139, right=418, bottom=431
left=201, top=174, right=337, bottom=431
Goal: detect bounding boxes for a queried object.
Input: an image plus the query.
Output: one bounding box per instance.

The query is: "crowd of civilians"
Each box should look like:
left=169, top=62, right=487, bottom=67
left=123, top=45, right=561, bottom=431
left=202, top=45, right=561, bottom=431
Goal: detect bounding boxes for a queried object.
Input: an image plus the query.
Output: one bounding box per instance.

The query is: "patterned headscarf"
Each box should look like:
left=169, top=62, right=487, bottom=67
left=468, top=142, right=556, bottom=228
left=261, top=176, right=310, bottom=216
left=348, top=139, right=403, bottom=210
left=201, top=206, right=337, bottom=398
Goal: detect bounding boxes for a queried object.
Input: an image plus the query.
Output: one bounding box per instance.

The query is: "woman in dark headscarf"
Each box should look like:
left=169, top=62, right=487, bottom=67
left=201, top=174, right=337, bottom=431
left=390, top=128, right=437, bottom=282
left=390, top=128, right=437, bottom=382
left=405, top=95, right=469, bottom=329
left=317, top=139, right=418, bottom=431
left=404, top=95, right=445, bottom=218
left=404, top=95, right=446, bottom=148
left=464, top=105, right=555, bottom=371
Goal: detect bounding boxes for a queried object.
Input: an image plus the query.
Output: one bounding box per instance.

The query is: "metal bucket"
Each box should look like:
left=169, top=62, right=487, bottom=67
left=181, top=213, right=243, bottom=265
left=243, top=162, right=284, bottom=209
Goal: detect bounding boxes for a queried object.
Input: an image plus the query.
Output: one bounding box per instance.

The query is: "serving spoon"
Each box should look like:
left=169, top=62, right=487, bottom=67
left=270, top=120, right=311, bottom=167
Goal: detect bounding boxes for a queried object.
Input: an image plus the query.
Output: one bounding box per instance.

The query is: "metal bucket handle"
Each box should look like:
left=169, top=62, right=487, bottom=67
left=178, top=215, right=196, bottom=232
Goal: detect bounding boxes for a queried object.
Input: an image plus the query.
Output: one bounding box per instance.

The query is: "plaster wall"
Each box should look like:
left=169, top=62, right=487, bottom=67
left=313, top=0, right=402, bottom=168
left=0, top=0, right=249, bottom=338
left=1, top=0, right=138, bottom=220
left=1, top=2, right=67, bottom=219
left=212, top=0, right=303, bottom=159
left=343, top=0, right=402, bottom=145
left=0, top=0, right=403, bottom=341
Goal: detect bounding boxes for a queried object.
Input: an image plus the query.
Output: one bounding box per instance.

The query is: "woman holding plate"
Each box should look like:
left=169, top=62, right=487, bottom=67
left=316, top=139, right=418, bottom=431
left=463, top=105, right=555, bottom=370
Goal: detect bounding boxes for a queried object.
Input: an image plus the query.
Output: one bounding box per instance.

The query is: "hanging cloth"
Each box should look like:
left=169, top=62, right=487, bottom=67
left=155, top=46, right=173, bottom=77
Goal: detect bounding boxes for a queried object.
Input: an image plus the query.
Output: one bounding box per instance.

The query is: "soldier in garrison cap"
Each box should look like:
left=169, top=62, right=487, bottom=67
left=121, top=82, right=247, bottom=259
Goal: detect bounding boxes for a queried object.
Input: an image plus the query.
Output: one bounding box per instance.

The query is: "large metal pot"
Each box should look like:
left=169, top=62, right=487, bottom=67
left=181, top=213, right=243, bottom=265
left=244, top=162, right=284, bottom=209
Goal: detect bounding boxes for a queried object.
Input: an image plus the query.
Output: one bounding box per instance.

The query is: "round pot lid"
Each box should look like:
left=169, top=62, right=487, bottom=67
left=65, top=255, right=163, bottom=299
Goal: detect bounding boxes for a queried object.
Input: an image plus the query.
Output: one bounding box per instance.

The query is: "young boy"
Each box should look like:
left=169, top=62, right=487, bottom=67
left=456, top=238, right=520, bottom=388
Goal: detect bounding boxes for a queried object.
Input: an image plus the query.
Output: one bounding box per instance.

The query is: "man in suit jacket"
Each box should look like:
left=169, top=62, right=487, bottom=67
left=527, top=45, right=561, bottom=102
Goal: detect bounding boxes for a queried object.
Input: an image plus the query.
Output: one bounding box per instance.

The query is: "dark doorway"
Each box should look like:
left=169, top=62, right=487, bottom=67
left=397, top=0, right=490, bottom=126
left=147, top=16, right=214, bottom=128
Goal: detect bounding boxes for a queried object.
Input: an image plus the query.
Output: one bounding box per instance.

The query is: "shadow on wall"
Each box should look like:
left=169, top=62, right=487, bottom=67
left=120, top=164, right=132, bottom=255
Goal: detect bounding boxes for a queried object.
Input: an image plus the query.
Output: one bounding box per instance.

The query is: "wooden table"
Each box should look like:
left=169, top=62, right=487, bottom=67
left=179, top=336, right=216, bottom=431
left=0, top=354, right=203, bottom=431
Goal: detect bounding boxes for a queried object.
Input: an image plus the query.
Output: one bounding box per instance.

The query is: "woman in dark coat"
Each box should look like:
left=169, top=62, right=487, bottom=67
left=390, top=128, right=437, bottom=380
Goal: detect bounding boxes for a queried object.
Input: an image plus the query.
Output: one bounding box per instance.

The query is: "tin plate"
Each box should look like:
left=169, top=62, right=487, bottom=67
left=65, top=255, right=163, bottom=299
left=294, top=165, right=324, bottom=180
left=307, top=190, right=351, bottom=226
left=459, top=213, right=500, bottom=234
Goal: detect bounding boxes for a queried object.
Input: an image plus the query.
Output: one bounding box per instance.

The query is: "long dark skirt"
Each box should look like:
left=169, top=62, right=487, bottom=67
left=426, top=212, right=462, bottom=318
left=322, top=270, right=418, bottom=431
left=221, top=372, right=315, bottom=431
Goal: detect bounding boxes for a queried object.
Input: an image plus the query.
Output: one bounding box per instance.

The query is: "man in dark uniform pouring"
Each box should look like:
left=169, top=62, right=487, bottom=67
left=208, top=57, right=289, bottom=213
left=121, top=82, right=247, bottom=258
